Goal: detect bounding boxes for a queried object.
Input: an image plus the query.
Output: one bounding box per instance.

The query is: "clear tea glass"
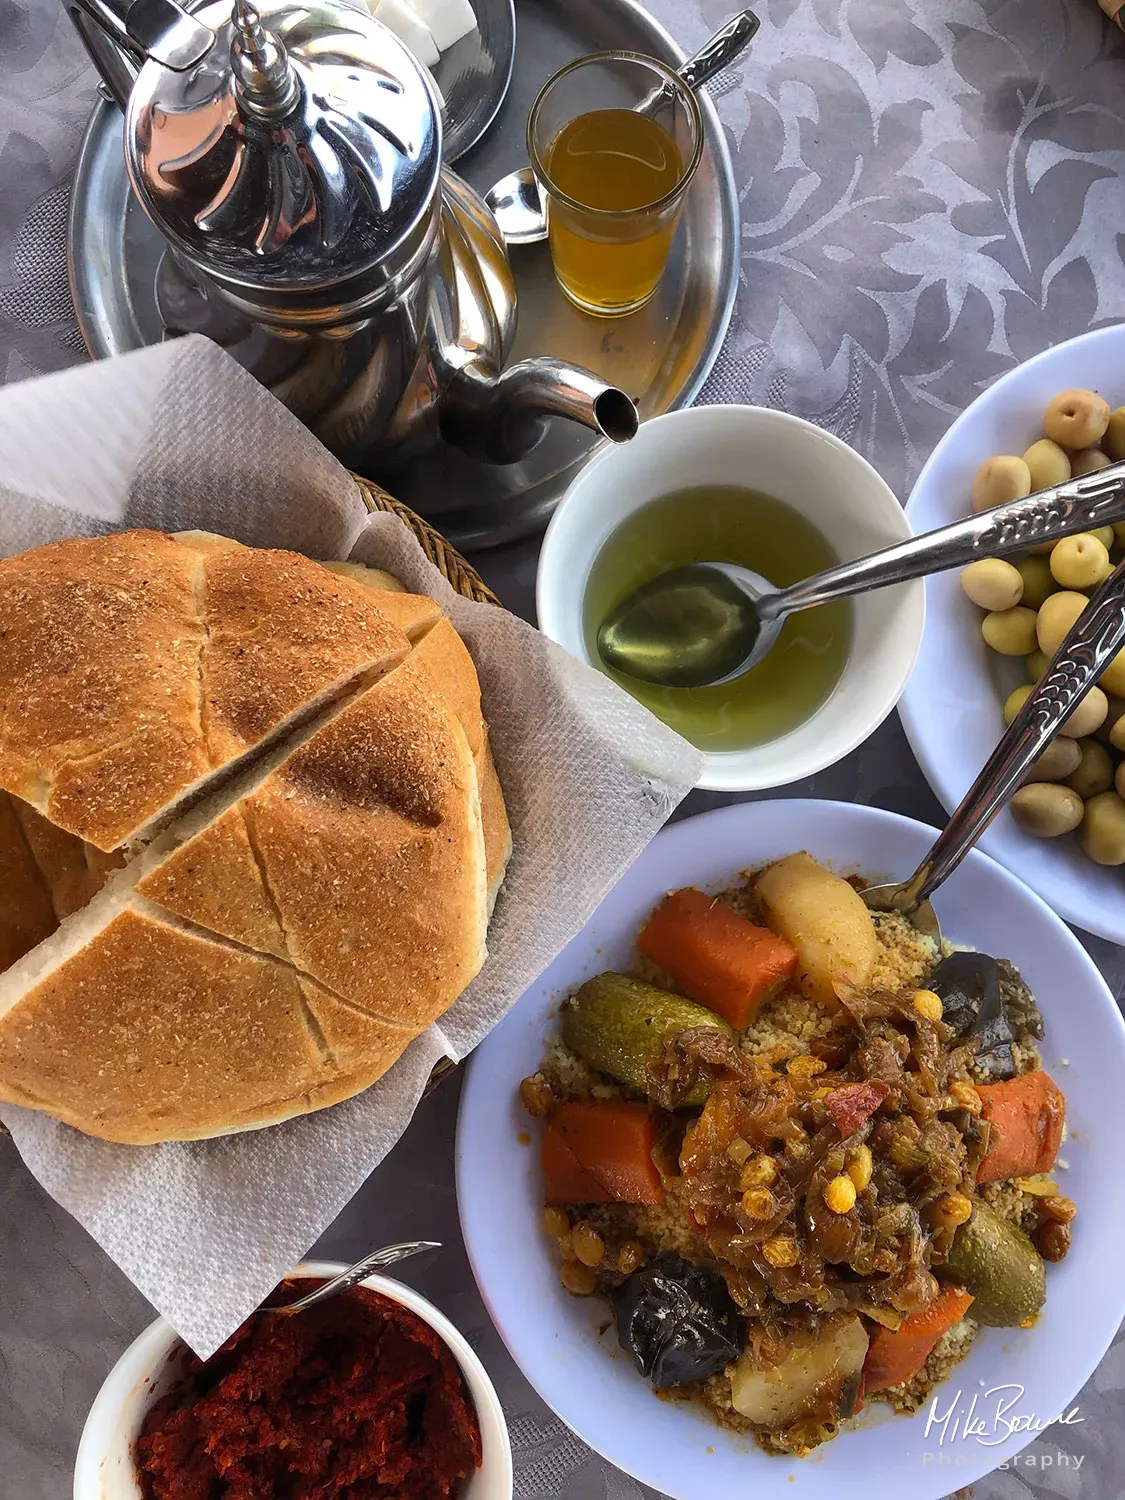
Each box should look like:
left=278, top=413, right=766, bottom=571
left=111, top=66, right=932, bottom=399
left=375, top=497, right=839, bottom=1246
left=528, top=52, right=704, bottom=317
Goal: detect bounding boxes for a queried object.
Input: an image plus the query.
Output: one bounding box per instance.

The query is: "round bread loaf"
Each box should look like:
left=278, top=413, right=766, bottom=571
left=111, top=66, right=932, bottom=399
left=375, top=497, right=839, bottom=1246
left=0, top=532, right=507, bottom=1143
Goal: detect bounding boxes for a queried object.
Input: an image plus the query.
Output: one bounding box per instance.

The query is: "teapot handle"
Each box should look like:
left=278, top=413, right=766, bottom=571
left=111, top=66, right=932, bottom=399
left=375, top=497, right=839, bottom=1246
left=64, top=0, right=214, bottom=108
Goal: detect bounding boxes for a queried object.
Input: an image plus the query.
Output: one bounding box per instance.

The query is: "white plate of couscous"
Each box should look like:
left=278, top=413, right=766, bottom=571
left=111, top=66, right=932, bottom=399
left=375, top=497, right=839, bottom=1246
left=457, top=799, right=1125, bottom=1500
left=902, top=323, right=1125, bottom=942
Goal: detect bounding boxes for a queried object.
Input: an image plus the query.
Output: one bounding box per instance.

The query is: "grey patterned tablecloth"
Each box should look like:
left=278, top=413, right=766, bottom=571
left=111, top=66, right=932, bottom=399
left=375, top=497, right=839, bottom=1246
left=4, top=0, right=1125, bottom=1496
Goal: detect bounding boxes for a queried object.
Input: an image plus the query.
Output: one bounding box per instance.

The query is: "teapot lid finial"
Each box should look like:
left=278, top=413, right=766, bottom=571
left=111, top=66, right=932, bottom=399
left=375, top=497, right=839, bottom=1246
left=229, top=0, right=299, bottom=119
left=124, top=0, right=443, bottom=302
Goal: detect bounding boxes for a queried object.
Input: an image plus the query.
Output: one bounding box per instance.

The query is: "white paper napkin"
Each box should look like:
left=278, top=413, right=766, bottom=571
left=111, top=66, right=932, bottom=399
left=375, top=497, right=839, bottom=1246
left=0, top=335, right=703, bottom=1355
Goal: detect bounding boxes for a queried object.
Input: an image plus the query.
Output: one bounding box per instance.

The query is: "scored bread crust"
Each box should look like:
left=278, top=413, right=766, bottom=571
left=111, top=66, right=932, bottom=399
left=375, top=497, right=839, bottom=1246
left=0, top=539, right=509, bottom=1143
left=139, top=652, right=487, bottom=1031
left=0, top=901, right=416, bottom=1144
left=0, top=532, right=412, bottom=851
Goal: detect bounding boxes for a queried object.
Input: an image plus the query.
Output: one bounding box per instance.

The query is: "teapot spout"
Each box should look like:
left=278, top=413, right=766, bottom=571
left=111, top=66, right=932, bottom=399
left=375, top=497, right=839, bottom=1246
left=440, top=357, right=638, bottom=465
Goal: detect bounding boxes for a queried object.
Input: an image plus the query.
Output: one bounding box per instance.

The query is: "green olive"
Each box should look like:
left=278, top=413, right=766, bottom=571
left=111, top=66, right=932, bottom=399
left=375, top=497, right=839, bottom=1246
left=982, top=606, right=1039, bottom=656
left=1023, top=736, right=1082, bottom=783
left=1099, top=698, right=1125, bottom=744
left=1023, top=438, right=1072, bottom=492
left=961, top=558, right=1024, bottom=611
left=1043, top=388, right=1111, bottom=450
left=1016, top=556, right=1056, bottom=610
left=1025, top=648, right=1050, bottom=681
left=972, top=455, right=1032, bottom=513
left=1010, top=783, right=1085, bottom=838
left=1104, top=407, right=1125, bottom=461
left=1081, top=791, right=1125, bottom=865
left=1061, top=686, right=1108, bottom=739
left=1003, top=685, right=1034, bottom=725
left=1067, top=739, right=1115, bottom=799
left=1050, top=534, right=1110, bottom=590
left=1114, top=522, right=1125, bottom=546
left=1036, top=591, right=1087, bottom=654
left=1109, top=715, right=1125, bottom=753
left=1070, top=449, right=1111, bottom=479
left=1090, top=525, right=1116, bottom=551
left=1102, top=650, right=1125, bottom=697
left=1117, top=763, right=1125, bottom=801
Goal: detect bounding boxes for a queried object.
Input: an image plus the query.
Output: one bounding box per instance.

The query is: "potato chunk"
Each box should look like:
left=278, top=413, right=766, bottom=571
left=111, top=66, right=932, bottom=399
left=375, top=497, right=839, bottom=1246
left=754, top=853, right=877, bottom=1006
left=729, top=1314, right=869, bottom=1428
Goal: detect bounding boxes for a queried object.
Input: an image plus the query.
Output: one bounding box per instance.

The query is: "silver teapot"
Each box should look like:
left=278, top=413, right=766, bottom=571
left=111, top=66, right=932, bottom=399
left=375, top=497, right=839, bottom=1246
left=63, top=0, right=638, bottom=468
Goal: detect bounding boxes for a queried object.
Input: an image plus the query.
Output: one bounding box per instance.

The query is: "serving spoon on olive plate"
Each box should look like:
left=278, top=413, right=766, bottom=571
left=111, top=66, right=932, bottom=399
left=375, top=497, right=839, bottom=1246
left=862, top=556, right=1125, bottom=943
left=598, top=460, right=1125, bottom=689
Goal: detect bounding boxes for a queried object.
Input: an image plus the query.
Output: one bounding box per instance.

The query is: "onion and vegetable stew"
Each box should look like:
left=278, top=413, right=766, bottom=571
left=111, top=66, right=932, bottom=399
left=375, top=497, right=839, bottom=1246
left=519, top=854, right=1073, bottom=1458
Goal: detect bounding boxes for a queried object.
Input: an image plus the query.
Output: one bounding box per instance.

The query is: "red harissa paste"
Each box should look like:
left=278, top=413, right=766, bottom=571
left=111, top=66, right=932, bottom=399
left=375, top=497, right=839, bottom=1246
left=136, top=1282, right=483, bottom=1500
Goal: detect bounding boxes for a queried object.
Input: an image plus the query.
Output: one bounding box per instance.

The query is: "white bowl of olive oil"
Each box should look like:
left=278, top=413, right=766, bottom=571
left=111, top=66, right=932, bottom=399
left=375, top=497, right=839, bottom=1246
left=537, top=405, right=924, bottom=790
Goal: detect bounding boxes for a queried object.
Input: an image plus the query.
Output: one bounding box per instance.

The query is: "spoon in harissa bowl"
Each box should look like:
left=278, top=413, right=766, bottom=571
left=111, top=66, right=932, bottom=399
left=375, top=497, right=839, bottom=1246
left=597, top=460, right=1125, bottom=689
left=264, top=1241, right=441, bottom=1314
left=862, top=557, right=1125, bottom=945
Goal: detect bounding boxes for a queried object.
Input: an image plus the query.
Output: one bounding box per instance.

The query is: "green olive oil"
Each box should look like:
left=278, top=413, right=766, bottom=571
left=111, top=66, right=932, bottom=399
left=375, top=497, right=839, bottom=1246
left=582, top=487, right=852, bottom=752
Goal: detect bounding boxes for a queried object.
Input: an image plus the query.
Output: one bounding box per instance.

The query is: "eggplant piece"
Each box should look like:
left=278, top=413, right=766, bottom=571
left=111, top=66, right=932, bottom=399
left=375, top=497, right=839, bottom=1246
left=611, top=1254, right=742, bottom=1388
left=927, top=952, right=1015, bottom=1080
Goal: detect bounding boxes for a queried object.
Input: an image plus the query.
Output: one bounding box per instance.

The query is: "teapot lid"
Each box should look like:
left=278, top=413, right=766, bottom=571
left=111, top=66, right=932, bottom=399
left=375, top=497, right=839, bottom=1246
left=125, top=0, right=443, bottom=298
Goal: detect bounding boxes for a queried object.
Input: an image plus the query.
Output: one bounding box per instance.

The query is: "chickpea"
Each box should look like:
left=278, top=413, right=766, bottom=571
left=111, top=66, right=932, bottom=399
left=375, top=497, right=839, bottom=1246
left=1050, top=534, right=1110, bottom=590
left=971, top=455, right=1032, bottom=512
left=1081, top=790, right=1125, bottom=865
left=1010, top=783, right=1084, bottom=838
left=982, top=606, right=1038, bottom=656
left=616, top=1240, right=646, bottom=1275
left=1023, top=735, right=1082, bottom=784
left=542, top=1206, right=570, bottom=1239
left=1022, top=438, right=1071, bottom=491
left=1036, top=591, right=1087, bottom=654
left=1067, top=738, right=1115, bottom=799
left=1003, top=685, right=1033, bottom=725
left=1016, top=556, right=1056, bottom=611
left=1041, top=1194, right=1077, bottom=1223
left=1104, top=406, right=1125, bottom=461
left=1025, top=648, right=1050, bottom=681
left=960, top=558, right=1023, bottom=611
left=1060, top=685, right=1107, bottom=739
left=1101, top=649, right=1125, bottom=698
left=1070, top=448, right=1111, bottom=479
left=1043, top=388, right=1111, bottom=450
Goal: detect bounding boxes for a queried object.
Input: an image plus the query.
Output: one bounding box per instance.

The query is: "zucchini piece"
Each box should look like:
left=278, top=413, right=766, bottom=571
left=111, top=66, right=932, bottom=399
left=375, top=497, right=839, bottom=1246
left=938, top=1197, right=1046, bottom=1326
left=562, top=973, right=730, bottom=1106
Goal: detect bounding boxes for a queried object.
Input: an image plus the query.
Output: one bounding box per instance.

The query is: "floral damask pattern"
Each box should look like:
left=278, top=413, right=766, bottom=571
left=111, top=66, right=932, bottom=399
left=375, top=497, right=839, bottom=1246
left=3, top=0, right=1125, bottom=1497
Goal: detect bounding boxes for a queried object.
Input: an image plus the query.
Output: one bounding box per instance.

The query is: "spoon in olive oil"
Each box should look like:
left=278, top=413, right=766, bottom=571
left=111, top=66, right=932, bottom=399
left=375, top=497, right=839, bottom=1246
left=597, top=460, right=1125, bottom=689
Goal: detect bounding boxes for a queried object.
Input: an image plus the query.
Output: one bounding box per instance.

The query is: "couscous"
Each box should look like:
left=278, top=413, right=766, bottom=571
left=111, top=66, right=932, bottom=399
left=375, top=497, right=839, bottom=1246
left=519, top=853, right=1073, bottom=1457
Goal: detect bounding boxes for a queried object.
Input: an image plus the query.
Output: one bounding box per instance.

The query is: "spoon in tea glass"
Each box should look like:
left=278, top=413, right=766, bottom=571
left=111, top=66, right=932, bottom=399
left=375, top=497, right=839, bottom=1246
left=265, top=1240, right=441, bottom=1315
left=486, top=10, right=760, bottom=245
left=597, top=461, right=1125, bottom=689
left=862, top=558, right=1125, bottom=944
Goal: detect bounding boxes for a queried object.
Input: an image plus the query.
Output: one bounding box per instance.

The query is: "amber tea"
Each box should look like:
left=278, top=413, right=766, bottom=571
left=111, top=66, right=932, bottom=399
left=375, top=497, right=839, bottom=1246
left=544, top=108, right=687, bottom=315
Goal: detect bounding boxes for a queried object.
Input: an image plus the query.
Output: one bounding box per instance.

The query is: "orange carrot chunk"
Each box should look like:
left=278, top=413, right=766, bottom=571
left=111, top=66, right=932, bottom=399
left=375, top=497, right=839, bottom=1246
left=862, top=1286, right=974, bottom=1392
left=637, top=887, right=799, bottom=1028
left=976, top=1069, right=1066, bottom=1185
left=543, top=1101, right=665, bottom=1205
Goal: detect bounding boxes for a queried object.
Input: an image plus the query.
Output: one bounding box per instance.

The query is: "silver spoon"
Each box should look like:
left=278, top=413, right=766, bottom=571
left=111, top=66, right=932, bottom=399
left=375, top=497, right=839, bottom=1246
left=486, top=11, right=760, bottom=246
left=863, top=558, right=1125, bottom=943
left=597, top=460, right=1125, bottom=689
left=265, top=1240, right=441, bottom=1315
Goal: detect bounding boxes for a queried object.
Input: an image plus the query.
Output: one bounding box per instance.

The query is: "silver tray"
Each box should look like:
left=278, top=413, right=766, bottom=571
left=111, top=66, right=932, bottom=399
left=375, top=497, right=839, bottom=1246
left=69, top=0, right=740, bottom=549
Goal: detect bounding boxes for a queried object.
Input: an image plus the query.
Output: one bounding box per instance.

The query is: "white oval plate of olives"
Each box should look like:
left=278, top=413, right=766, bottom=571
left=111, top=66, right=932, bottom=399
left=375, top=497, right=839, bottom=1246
left=901, top=323, right=1125, bottom=943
